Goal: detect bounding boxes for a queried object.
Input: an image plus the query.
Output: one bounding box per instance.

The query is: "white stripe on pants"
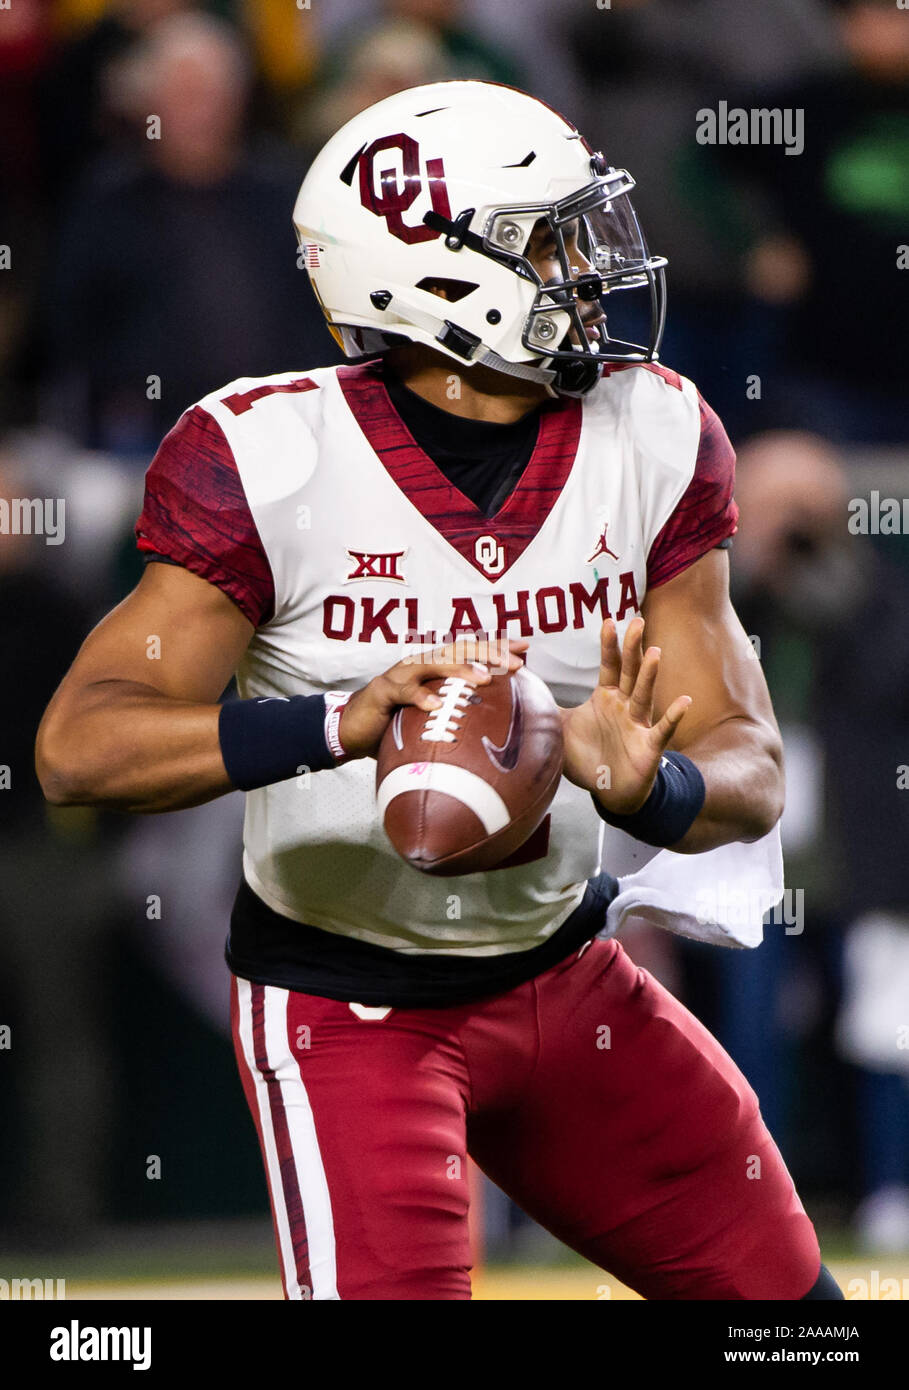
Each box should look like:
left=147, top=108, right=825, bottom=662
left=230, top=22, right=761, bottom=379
left=234, top=978, right=339, bottom=1300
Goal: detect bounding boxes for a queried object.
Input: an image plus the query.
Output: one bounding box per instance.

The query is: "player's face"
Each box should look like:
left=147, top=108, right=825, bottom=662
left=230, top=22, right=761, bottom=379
left=526, top=217, right=606, bottom=343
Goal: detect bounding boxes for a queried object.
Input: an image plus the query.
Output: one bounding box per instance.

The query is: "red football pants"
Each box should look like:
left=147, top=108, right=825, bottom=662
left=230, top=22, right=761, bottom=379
left=231, top=937, right=821, bottom=1300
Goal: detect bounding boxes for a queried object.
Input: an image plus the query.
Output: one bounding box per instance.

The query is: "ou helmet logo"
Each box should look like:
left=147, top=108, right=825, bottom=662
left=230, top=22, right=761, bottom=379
left=475, top=535, right=505, bottom=576
left=358, top=134, right=453, bottom=245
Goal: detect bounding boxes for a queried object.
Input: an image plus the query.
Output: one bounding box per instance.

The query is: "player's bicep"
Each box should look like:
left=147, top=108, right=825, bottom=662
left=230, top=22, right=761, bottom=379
left=641, top=548, right=777, bottom=748
left=56, top=561, right=254, bottom=706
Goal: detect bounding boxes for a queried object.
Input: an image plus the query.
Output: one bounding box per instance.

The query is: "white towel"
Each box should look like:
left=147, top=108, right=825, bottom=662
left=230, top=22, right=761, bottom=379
left=600, top=820, right=785, bottom=949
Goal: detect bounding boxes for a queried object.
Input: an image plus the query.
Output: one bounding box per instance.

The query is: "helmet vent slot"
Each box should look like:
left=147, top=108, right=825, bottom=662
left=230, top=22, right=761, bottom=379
left=339, top=143, right=366, bottom=186
left=416, top=278, right=479, bottom=303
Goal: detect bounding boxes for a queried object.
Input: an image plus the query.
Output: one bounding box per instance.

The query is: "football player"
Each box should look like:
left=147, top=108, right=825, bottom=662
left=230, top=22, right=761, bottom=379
left=37, top=82, right=842, bottom=1300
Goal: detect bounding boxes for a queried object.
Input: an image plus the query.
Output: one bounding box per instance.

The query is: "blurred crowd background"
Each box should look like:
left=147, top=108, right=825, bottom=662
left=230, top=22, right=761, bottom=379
left=2, top=0, right=909, bottom=1273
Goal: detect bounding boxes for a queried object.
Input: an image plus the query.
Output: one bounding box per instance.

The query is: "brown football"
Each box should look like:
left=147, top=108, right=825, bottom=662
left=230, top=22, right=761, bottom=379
left=376, top=666, right=564, bottom=876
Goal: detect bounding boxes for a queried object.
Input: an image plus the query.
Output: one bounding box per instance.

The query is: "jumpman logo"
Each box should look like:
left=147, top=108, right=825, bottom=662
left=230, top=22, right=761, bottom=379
left=587, top=523, right=619, bottom=564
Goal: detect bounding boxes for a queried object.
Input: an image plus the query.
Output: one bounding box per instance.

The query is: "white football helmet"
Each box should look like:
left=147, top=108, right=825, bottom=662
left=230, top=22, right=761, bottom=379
left=293, top=80, right=666, bottom=396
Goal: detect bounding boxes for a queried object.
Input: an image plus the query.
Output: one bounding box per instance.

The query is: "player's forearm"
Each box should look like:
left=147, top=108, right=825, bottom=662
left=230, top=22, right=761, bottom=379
left=667, top=715, right=784, bottom=853
left=36, top=680, right=233, bottom=813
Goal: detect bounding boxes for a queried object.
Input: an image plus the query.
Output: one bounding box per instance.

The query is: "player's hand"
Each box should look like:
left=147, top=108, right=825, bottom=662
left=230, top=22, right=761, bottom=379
left=560, top=618, right=691, bottom=812
left=338, top=638, right=529, bottom=759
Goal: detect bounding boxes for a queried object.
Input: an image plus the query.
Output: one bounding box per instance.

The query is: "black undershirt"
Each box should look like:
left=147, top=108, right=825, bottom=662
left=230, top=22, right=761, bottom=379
left=227, top=874, right=618, bottom=1008
left=383, top=365, right=541, bottom=517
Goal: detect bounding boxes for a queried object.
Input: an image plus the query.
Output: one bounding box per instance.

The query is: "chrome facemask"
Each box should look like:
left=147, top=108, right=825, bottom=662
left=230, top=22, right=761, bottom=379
left=483, top=162, right=667, bottom=392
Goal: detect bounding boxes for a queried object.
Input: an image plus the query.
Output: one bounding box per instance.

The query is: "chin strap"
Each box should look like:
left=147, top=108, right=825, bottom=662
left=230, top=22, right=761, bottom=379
left=476, top=347, right=603, bottom=399
left=474, top=344, right=557, bottom=389
left=366, top=287, right=563, bottom=387
left=361, top=288, right=602, bottom=399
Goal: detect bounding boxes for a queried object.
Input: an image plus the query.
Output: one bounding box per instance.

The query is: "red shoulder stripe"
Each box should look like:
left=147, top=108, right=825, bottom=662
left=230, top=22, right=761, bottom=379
left=135, top=406, right=275, bottom=626
left=646, top=392, right=738, bottom=590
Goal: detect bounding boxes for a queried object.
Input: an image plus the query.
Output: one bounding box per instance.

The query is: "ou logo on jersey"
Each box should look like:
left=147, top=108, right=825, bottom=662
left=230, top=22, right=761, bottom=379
left=358, top=134, right=453, bottom=245
left=475, top=535, right=505, bottom=576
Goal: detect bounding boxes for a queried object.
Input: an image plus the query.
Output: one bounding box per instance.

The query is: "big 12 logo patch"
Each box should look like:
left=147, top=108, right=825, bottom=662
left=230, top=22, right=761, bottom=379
left=357, top=134, right=453, bottom=244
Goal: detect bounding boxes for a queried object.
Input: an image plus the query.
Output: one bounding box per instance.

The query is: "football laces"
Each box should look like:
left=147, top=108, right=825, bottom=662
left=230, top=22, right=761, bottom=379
left=420, top=677, right=476, bottom=744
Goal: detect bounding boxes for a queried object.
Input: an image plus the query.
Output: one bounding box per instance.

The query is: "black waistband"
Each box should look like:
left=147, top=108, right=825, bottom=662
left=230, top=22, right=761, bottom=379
left=225, top=871, right=619, bottom=1009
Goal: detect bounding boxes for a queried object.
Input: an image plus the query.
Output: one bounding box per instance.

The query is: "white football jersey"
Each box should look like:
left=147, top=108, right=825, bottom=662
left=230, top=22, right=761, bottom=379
left=136, top=359, right=738, bottom=959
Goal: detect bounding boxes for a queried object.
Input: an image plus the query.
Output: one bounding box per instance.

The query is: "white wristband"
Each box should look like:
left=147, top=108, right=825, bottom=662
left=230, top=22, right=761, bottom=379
left=323, top=690, right=353, bottom=761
